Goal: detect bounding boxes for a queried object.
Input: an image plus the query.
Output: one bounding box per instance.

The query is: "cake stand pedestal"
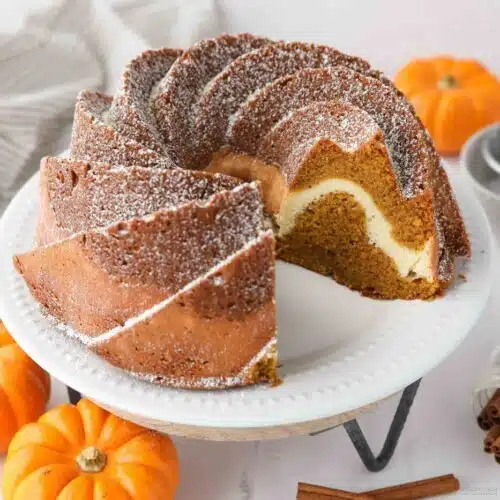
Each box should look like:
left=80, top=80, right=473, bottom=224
left=311, top=379, right=421, bottom=471
left=66, top=378, right=421, bottom=472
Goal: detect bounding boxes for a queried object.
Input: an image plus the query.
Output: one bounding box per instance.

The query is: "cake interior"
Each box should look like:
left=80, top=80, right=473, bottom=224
left=209, top=138, right=442, bottom=300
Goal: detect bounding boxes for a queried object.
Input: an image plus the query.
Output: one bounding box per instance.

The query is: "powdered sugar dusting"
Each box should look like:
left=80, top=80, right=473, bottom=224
left=39, top=169, right=267, bottom=295
left=258, top=101, right=380, bottom=181
left=43, top=156, right=240, bottom=240
left=90, top=229, right=273, bottom=345
left=82, top=182, right=267, bottom=291
left=230, top=67, right=431, bottom=199
left=108, top=48, right=182, bottom=154
left=71, top=90, right=174, bottom=169
left=88, top=230, right=276, bottom=389
left=152, top=33, right=272, bottom=168
left=41, top=304, right=94, bottom=346
left=193, top=41, right=381, bottom=169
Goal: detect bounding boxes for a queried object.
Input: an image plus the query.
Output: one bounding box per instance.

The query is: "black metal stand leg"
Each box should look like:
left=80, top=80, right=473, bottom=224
left=343, top=378, right=421, bottom=472
left=67, top=386, right=82, bottom=405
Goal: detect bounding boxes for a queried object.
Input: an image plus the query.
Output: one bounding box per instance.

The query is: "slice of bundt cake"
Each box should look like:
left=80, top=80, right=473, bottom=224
left=90, top=230, right=277, bottom=389
left=14, top=33, right=470, bottom=389
left=15, top=158, right=277, bottom=386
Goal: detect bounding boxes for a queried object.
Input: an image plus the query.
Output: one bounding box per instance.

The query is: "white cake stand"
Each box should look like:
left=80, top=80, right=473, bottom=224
left=0, top=165, right=494, bottom=444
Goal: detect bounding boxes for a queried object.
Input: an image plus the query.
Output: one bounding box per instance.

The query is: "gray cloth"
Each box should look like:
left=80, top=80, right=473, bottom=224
left=0, top=0, right=222, bottom=213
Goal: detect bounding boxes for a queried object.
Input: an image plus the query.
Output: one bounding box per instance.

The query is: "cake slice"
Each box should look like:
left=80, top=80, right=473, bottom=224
left=16, top=161, right=268, bottom=337
left=90, top=230, right=277, bottom=389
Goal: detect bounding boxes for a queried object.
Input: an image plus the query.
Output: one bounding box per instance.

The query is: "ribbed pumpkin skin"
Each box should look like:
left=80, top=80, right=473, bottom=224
left=2, top=398, right=179, bottom=500
left=395, top=56, right=500, bottom=154
left=0, top=321, right=50, bottom=453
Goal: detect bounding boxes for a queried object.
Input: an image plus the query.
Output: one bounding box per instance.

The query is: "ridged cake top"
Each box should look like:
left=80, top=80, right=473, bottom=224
left=194, top=41, right=384, bottom=168
left=38, top=155, right=270, bottom=301
left=72, top=33, right=431, bottom=198
left=108, top=48, right=182, bottom=153
left=228, top=67, right=432, bottom=198
left=257, top=100, right=381, bottom=184
left=153, top=34, right=272, bottom=168
left=68, top=32, right=470, bottom=279
left=82, top=182, right=267, bottom=292
left=71, top=91, right=173, bottom=169
left=41, top=156, right=241, bottom=243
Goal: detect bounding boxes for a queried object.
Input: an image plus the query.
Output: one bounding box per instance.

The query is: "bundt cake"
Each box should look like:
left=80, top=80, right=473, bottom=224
left=14, top=33, right=470, bottom=389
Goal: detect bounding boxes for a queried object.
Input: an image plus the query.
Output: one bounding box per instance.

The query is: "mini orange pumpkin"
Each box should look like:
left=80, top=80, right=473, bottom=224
left=0, top=320, right=50, bottom=453
left=395, top=56, right=500, bottom=154
left=2, top=398, right=179, bottom=499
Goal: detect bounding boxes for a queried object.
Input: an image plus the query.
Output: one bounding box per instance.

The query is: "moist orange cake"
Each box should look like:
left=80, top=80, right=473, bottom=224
left=14, top=34, right=470, bottom=389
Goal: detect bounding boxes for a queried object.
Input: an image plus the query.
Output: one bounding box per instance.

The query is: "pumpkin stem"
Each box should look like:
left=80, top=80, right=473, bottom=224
left=76, top=446, right=107, bottom=473
left=438, top=73, right=459, bottom=90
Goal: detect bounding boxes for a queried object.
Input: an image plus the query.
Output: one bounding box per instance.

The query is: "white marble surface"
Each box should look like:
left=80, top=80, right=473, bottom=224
left=1, top=0, right=500, bottom=497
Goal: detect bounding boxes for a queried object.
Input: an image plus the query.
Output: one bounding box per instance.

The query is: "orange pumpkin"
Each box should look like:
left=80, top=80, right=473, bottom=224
left=0, top=320, right=50, bottom=453
left=2, top=398, right=179, bottom=499
left=395, top=56, right=500, bottom=154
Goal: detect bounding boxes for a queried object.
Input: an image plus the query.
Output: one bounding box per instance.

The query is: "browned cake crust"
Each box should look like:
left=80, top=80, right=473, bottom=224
left=70, top=90, right=172, bottom=168
left=107, top=48, right=182, bottom=153
left=92, top=232, right=277, bottom=389
left=14, top=33, right=470, bottom=389
left=37, top=156, right=240, bottom=245
left=194, top=41, right=387, bottom=169
left=154, top=34, right=272, bottom=169
left=17, top=179, right=269, bottom=337
left=14, top=234, right=167, bottom=336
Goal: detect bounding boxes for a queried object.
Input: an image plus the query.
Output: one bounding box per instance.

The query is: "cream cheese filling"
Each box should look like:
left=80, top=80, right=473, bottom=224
left=277, top=179, right=435, bottom=280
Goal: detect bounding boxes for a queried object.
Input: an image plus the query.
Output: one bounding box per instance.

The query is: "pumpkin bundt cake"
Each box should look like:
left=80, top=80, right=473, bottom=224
left=14, top=34, right=469, bottom=389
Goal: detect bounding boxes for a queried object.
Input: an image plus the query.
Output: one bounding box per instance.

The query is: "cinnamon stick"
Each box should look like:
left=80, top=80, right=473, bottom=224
left=484, top=425, right=500, bottom=453
left=364, top=474, right=460, bottom=499
left=478, top=406, right=494, bottom=430
left=492, top=435, right=500, bottom=455
left=297, top=483, right=372, bottom=499
left=297, top=474, right=459, bottom=500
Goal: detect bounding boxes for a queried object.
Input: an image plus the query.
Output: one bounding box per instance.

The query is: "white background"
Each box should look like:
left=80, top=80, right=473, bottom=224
left=1, top=0, right=500, bottom=498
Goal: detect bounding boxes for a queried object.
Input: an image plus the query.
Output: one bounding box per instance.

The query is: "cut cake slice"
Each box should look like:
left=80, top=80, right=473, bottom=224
left=16, top=160, right=271, bottom=343
left=91, top=230, right=277, bottom=389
